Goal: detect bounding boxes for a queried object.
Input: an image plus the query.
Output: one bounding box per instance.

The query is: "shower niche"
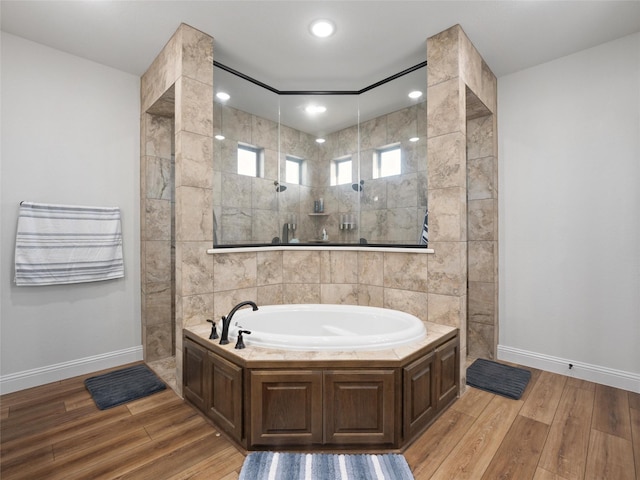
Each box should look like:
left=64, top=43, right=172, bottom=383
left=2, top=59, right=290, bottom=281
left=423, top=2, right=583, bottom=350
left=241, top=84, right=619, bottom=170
left=212, top=63, right=428, bottom=247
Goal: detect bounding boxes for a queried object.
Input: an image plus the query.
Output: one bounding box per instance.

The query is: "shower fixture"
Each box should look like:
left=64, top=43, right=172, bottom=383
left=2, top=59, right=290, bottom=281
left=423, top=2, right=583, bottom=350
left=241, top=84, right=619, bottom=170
left=352, top=179, right=364, bottom=191
left=274, top=181, right=287, bottom=192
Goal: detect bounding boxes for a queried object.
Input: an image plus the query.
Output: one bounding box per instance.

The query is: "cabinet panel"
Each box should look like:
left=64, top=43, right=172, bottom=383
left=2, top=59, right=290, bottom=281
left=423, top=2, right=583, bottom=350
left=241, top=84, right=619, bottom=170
left=208, top=352, right=243, bottom=442
left=183, top=339, right=207, bottom=412
left=403, top=350, right=436, bottom=440
left=324, top=370, right=396, bottom=445
left=249, top=370, right=323, bottom=447
left=436, top=337, right=460, bottom=409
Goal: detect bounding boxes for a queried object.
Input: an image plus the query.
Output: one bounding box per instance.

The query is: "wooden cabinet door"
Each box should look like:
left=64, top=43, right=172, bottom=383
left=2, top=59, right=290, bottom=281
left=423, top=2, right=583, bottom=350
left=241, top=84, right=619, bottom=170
left=436, top=336, right=460, bottom=409
left=183, top=338, right=208, bottom=412
left=249, top=370, right=323, bottom=447
left=207, top=351, right=243, bottom=442
left=403, top=350, right=436, bottom=441
left=324, top=369, right=397, bottom=446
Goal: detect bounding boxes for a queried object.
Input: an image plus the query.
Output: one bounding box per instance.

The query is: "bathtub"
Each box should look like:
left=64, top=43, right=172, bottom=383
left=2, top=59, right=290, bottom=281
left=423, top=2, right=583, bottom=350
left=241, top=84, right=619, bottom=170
left=227, top=304, right=426, bottom=351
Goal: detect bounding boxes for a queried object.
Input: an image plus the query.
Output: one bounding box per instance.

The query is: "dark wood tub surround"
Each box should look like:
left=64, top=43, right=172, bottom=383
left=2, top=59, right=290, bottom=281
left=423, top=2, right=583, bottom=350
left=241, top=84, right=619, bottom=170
left=183, top=323, right=459, bottom=451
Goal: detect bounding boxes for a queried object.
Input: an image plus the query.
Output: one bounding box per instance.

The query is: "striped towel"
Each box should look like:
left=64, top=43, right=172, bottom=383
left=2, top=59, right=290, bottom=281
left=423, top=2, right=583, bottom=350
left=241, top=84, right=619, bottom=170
left=14, top=202, right=124, bottom=286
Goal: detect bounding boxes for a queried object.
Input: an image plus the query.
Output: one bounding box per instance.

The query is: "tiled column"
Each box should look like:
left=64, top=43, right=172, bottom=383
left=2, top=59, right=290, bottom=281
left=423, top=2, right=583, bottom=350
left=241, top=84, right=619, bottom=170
left=141, top=24, right=214, bottom=393
left=426, top=25, right=498, bottom=388
left=174, top=28, right=214, bottom=391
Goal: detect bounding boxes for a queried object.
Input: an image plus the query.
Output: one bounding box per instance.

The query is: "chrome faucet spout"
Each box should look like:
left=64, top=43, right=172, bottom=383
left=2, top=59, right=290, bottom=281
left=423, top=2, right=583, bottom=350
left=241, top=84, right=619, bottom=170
left=219, top=301, right=258, bottom=345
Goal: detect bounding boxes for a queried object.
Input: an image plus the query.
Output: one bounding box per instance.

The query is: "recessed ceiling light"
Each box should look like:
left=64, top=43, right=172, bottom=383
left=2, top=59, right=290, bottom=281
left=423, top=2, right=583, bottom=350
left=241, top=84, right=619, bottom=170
left=316, top=138, right=326, bottom=144
left=305, top=105, right=327, bottom=114
left=408, top=90, right=422, bottom=99
left=216, top=92, right=230, bottom=101
left=215, top=134, right=225, bottom=140
left=409, top=137, right=420, bottom=142
left=310, top=19, right=335, bottom=38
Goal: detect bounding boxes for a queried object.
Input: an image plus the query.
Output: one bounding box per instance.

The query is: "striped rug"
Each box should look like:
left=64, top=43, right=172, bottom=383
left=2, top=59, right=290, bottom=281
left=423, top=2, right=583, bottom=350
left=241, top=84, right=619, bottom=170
left=239, top=452, right=415, bottom=480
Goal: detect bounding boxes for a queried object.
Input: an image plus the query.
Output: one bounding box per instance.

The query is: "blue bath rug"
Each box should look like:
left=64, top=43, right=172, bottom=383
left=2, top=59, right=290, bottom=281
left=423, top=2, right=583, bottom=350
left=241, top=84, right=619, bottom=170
left=466, top=358, right=531, bottom=400
left=239, top=452, right=415, bottom=480
left=84, top=364, right=166, bottom=410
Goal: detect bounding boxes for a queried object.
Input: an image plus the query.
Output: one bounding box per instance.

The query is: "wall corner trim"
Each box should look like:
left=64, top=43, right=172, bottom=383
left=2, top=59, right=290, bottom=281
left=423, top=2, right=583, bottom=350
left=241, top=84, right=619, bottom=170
left=0, top=346, right=144, bottom=395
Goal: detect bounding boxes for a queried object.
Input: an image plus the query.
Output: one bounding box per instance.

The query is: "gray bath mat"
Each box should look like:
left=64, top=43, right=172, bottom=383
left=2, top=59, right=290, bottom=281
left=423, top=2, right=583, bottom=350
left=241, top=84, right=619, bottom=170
left=466, top=358, right=531, bottom=400
left=85, top=364, right=166, bottom=410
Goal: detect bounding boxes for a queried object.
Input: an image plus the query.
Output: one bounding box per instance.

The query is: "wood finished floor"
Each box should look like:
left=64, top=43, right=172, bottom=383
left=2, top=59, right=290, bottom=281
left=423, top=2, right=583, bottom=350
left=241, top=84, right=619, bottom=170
left=1, top=362, right=638, bottom=479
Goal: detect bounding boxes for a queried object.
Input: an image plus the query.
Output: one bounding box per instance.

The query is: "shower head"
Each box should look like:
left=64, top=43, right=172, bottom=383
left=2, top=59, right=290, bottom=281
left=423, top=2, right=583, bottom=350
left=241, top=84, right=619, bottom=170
left=352, top=179, right=364, bottom=191
left=274, top=181, right=287, bottom=192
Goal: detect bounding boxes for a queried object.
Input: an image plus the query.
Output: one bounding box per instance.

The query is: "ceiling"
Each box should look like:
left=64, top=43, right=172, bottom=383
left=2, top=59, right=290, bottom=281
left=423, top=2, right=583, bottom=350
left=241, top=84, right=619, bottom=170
left=2, top=1, right=639, bottom=85
left=2, top=1, right=639, bottom=134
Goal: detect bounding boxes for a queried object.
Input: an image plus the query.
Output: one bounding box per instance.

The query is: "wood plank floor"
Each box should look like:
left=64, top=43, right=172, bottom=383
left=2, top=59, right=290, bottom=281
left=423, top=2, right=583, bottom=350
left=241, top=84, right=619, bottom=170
left=1, top=362, right=638, bottom=479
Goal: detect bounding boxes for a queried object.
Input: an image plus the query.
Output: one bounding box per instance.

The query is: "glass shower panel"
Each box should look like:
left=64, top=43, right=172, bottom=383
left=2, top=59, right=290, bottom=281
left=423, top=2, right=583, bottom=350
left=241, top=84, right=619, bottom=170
left=212, top=65, right=280, bottom=245
left=358, top=66, right=427, bottom=245
left=278, top=94, right=359, bottom=244
left=212, top=61, right=426, bottom=247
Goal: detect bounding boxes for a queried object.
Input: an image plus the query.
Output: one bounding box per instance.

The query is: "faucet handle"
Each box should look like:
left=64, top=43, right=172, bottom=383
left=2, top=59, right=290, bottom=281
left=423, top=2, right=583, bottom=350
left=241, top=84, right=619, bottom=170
left=206, top=319, right=218, bottom=340
left=235, top=330, right=251, bottom=350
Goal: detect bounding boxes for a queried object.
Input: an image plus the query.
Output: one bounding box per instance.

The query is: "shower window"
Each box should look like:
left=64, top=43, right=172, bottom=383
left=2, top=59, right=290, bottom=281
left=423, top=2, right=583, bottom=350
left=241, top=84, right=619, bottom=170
left=285, top=155, right=304, bottom=185
left=331, top=156, right=352, bottom=186
left=237, top=143, right=264, bottom=177
left=373, top=144, right=401, bottom=179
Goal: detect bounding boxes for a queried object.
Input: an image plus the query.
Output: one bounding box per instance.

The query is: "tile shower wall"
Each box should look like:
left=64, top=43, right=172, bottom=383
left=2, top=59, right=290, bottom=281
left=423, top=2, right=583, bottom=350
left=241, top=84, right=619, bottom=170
left=141, top=113, right=174, bottom=362
left=213, top=101, right=428, bottom=245
left=467, top=113, right=498, bottom=359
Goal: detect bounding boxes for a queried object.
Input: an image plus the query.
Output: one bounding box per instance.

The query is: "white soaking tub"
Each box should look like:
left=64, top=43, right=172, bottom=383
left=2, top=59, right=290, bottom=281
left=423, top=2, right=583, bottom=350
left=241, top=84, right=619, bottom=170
left=227, top=304, right=426, bottom=351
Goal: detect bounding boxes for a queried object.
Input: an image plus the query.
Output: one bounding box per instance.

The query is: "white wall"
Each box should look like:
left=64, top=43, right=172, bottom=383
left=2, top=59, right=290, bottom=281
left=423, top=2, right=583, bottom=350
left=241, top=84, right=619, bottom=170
left=498, top=33, right=640, bottom=391
left=0, top=33, right=141, bottom=393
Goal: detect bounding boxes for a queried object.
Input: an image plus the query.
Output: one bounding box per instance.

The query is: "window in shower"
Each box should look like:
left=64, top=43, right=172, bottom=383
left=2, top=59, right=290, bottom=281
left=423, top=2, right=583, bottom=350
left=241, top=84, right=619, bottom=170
left=373, top=144, right=401, bottom=179
left=285, top=155, right=304, bottom=185
left=237, top=143, right=264, bottom=177
left=331, top=156, right=352, bottom=186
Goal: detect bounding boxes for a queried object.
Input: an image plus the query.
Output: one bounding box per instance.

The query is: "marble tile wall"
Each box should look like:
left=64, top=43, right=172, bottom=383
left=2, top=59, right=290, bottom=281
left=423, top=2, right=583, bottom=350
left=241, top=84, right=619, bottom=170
left=467, top=112, right=498, bottom=359
left=210, top=249, right=431, bottom=322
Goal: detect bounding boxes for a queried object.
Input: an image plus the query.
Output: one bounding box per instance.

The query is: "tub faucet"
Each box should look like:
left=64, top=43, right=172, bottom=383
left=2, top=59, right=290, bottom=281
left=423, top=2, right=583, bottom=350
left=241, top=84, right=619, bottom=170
left=219, top=301, right=258, bottom=345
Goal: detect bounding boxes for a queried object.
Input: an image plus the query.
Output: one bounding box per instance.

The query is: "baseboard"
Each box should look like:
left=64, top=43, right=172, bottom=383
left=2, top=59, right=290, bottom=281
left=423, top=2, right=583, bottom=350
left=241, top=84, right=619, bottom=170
left=497, top=345, right=640, bottom=393
left=0, top=346, right=144, bottom=395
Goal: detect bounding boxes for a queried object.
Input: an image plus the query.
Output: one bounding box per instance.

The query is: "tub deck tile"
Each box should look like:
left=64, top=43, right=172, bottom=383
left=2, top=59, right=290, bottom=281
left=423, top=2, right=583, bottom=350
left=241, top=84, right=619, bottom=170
left=185, top=320, right=457, bottom=366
